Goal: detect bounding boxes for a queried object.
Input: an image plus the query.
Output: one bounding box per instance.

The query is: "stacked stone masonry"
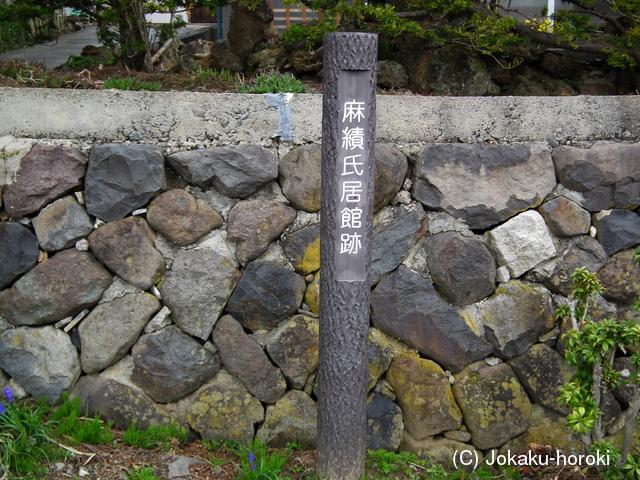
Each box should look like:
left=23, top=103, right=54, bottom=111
left=0, top=133, right=639, bottom=463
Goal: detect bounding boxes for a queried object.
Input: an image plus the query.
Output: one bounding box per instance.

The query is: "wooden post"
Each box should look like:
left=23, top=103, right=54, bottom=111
left=318, top=32, right=378, bottom=480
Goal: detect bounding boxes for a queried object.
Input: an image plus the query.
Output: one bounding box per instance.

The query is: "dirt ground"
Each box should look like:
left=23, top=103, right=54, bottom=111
left=0, top=61, right=325, bottom=93
left=45, top=432, right=317, bottom=480
left=41, top=435, right=607, bottom=480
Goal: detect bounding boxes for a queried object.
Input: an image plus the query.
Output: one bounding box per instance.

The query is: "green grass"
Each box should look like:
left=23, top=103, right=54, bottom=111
left=49, top=393, right=114, bottom=446
left=0, top=389, right=62, bottom=478
left=195, top=66, right=238, bottom=84
left=235, top=70, right=307, bottom=94
left=239, top=439, right=288, bottom=480
left=125, top=466, right=161, bottom=480
left=103, top=76, right=162, bottom=91
left=121, top=421, right=187, bottom=450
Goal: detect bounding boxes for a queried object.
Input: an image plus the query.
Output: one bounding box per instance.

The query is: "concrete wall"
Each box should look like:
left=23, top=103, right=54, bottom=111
left=1, top=89, right=639, bottom=148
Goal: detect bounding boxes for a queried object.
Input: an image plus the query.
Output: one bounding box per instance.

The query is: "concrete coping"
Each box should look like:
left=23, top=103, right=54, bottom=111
left=0, top=88, right=638, bottom=148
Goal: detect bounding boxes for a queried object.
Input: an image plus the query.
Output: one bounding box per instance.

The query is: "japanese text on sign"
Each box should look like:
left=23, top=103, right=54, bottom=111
left=334, top=71, right=372, bottom=282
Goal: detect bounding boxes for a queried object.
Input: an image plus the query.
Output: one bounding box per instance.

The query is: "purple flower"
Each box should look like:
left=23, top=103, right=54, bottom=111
left=4, top=386, right=13, bottom=403
left=248, top=451, right=256, bottom=471
left=0, top=403, right=5, bottom=415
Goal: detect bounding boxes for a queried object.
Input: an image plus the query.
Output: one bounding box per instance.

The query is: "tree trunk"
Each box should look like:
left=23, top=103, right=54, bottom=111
left=116, top=0, right=153, bottom=72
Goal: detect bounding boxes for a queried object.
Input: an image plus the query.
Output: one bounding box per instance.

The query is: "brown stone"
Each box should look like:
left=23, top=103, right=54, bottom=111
left=3, top=145, right=86, bottom=218
left=0, top=249, right=112, bottom=326
left=89, top=217, right=165, bottom=290
left=146, top=189, right=223, bottom=246
left=227, top=200, right=296, bottom=265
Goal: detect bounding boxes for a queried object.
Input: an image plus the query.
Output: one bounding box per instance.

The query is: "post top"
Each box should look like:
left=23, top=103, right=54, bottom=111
left=323, top=32, right=378, bottom=71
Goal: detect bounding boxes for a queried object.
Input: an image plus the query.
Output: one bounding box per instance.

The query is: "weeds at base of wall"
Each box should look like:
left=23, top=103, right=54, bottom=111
left=0, top=388, right=623, bottom=480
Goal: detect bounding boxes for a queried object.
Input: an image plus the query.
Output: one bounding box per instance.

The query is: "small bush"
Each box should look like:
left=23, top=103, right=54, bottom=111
left=235, top=70, right=307, bottom=94
left=0, top=387, right=61, bottom=478
left=104, top=77, right=162, bottom=91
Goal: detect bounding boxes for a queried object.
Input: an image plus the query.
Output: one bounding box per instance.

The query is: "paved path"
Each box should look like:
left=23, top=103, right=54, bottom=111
left=0, top=26, right=101, bottom=69
left=0, top=25, right=216, bottom=69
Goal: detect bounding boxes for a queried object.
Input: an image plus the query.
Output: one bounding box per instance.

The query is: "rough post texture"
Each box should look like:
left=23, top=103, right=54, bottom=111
left=318, top=32, right=377, bottom=480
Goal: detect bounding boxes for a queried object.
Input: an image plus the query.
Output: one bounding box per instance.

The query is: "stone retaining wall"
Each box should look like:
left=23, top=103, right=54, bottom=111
left=0, top=91, right=639, bottom=462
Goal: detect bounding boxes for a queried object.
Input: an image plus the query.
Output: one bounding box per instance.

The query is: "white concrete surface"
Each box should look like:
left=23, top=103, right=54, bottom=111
left=0, top=89, right=638, bottom=148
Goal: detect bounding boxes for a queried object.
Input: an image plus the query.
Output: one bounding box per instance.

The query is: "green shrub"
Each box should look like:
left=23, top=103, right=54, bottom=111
left=281, top=20, right=338, bottom=50
left=0, top=386, right=61, bottom=478
left=235, top=70, right=307, bottom=94
left=557, top=248, right=640, bottom=473
left=104, top=77, right=162, bottom=91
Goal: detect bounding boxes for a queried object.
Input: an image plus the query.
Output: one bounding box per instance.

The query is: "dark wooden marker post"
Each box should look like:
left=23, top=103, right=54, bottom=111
left=318, top=32, right=378, bottom=480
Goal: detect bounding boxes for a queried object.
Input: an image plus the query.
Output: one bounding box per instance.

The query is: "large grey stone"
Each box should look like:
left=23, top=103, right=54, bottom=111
left=79, top=293, right=160, bottom=374
left=598, top=249, right=640, bottom=304
left=225, top=262, right=306, bottom=332
left=279, top=141, right=322, bottom=213
left=370, top=265, right=492, bottom=373
left=89, top=217, right=165, bottom=290
left=0, top=326, right=81, bottom=402
left=186, top=370, right=264, bottom=443
left=370, top=203, right=427, bottom=284
left=0, top=222, right=38, bottom=289
left=486, top=210, right=557, bottom=278
left=400, top=434, right=480, bottom=467
left=538, top=196, right=591, bottom=237
left=532, top=236, right=607, bottom=296
left=71, top=375, right=172, bottom=430
left=132, top=326, right=221, bottom=403
left=594, top=209, right=640, bottom=256
left=366, top=392, right=404, bottom=451
left=460, top=280, right=555, bottom=359
left=32, top=195, right=93, bottom=252
left=84, top=143, right=166, bottom=222
left=212, top=315, right=286, bottom=403
left=376, top=60, right=408, bottom=89
left=256, top=390, right=317, bottom=447
left=279, top=143, right=408, bottom=214
left=387, top=355, right=462, bottom=439
left=146, top=189, right=223, bottom=246
left=372, top=144, right=408, bottom=212
left=367, top=328, right=418, bottom=392
left=159, top=248, right=241, bottom=340
left=281, top=223, right=321, bottom=275
left=453, top=361, right=531, bottom=450
left=265, top=314, right=319, bottom=389
left=502, top=404, right=587, bottom=455
left=227, top=200, right=297, bottom=265
left=3, top=144, right=87, bottom=219
left=508, top=343, right=575, bottom=414
left=553, top=142, right=640, bottom=211
left=0, top=249, right=112, bottom=326
left=227, top=0, right=273, bottom=64
left=425, top=231, right=496, bottom=306
left=413, top=144, right=556, bottom=230
left=167, top=145, right=278, bottom=198
left=411, top=47, right=500, bottom=96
